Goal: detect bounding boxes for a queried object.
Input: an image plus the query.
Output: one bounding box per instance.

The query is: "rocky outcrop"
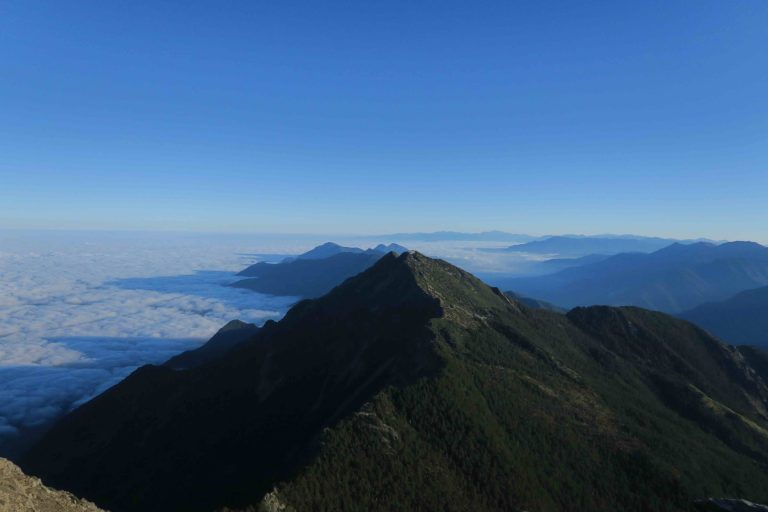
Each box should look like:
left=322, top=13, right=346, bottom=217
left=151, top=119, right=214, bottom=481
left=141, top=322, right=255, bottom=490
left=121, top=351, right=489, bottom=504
left=0, top=458, right=104, bottom=512
left=258, top=490, right=294, bottom=512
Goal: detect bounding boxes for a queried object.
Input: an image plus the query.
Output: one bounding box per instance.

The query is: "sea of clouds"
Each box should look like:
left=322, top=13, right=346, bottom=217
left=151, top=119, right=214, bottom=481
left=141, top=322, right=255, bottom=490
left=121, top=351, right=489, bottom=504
left=0, top=231, right=305, bottom=455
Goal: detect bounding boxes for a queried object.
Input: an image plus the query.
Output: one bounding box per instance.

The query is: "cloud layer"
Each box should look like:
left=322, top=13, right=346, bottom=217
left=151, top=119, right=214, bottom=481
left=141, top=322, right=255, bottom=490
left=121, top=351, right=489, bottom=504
left=0, top=231, right=299, bottom=454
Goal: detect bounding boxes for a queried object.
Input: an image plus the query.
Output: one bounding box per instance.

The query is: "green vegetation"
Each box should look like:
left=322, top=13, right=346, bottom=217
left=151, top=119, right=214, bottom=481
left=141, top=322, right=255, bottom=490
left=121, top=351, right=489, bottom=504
left=274, top=266, right=768, bottom=511
left=22, top=252, right=768, bottom=512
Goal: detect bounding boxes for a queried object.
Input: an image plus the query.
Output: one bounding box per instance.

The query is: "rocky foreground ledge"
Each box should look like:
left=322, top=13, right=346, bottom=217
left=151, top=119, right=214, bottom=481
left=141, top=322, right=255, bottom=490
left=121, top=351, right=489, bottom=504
left=0, top=458, right=105, bottom=512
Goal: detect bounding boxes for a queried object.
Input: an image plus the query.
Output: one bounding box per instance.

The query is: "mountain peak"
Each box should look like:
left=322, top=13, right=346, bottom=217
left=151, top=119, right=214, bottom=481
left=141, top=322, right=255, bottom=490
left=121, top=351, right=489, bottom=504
left=364, top=250, right=505, bottom=302
left=295, top=242, right=364, bottom=260
left=717, top=240, right=768, bottom=256
left=280, top=250, right=516, bottom=327
left=652, top=241, right=714, bottom=255
left=369, top=242, right=408, bottom=254
left=218, top=319, right=252, bottom=332
left=296, top=250, right=440, bottom=314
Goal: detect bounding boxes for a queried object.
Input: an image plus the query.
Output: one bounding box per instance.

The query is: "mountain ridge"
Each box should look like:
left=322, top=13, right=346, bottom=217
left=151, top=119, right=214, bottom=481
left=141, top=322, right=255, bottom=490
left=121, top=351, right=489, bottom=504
left=501, top=241, right=768, bottom=313
left=231, top=242, right=407, bottom=298
left=680, top=285, right=768, bottom=348
left=492, top=235, right=704, bottom=257
left=164, top=319, right=260, bottom=370
left=289, top=242, right=408, bottom=261
left=21, top=251, right=768, bottom=512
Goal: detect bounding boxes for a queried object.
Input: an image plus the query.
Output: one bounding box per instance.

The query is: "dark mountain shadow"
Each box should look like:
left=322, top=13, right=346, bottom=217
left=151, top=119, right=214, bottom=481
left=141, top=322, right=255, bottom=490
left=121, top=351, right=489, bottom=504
left=0, top=336, right=201, bottom=460
left=106, top=270, right=299, bottom=309
left=3, top=268, right=297, bottom=461
left=107, top=270, right=239, bottom=296
left=235, top=253, right=294, bottom=263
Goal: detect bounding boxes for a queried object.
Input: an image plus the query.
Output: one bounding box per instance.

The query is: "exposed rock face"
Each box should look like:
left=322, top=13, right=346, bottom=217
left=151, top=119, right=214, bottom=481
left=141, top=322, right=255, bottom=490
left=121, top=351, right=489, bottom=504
left=258, top=490, right=294, bottom=512
left=695, top=498, right=768, bottom=511
left=0, top=458, right=105, bottom=512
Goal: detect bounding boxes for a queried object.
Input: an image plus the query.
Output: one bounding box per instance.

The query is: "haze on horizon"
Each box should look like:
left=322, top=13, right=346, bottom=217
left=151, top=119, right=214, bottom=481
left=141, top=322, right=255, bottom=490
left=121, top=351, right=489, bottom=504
left=1, top=1, right=766, bottom=242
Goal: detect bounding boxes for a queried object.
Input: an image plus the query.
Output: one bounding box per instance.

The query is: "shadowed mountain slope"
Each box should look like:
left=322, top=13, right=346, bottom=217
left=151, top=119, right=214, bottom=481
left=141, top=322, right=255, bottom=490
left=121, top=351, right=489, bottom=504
left=21, top=252, right=768, bottom=512
left=232, top=243, right=406, bottom=298
left=164, top=320, right=260, bottom=370
left=680, top=286, right=768, bottom=348
left=741, top=346, right=768, bottom=382
left=232, top=252, right=383, bottom=298
left=502, top=241, right=768, bottom=313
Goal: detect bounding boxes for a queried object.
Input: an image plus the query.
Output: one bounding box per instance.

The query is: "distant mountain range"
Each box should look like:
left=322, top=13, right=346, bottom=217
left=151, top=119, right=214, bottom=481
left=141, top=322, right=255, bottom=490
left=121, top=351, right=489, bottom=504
left=525, top=253, right=612, bottom=275
left=369, top=231, right=538, bottom=242
left=497, top=241, right=768, bottom=313
left=680, top=285, right=768, bottom=348
left=291, top=242, right=407, bottom=260
left=21, top=252, right=768, bottom=512
left=367, top=232, right=721, bottom=249
left=491, top=235, right=716, bottom=257
left=231, top=242, right=406, bottom=298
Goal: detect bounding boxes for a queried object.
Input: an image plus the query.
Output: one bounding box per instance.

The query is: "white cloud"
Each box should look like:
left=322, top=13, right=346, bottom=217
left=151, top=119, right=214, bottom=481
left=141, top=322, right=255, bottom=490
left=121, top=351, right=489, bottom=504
left=0, top=231, right=300, bottom=453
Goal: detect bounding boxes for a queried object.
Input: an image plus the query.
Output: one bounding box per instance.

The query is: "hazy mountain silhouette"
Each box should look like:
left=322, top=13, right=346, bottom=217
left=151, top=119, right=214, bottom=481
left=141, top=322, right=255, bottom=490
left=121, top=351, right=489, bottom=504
left=232, top=242, right=406, bottom=298
left=371, top=231, right=537, bottom=242
left=494, top=235, right=695, bottom=257
left=680, top=286, right=768, bottom=348
left=22, top=252, right=768, bottom=512
left=501, top=241, right=768, bottom=313
left=291, top=242, right=407, bottom=261
left=526, top=253, right=611, bottom=275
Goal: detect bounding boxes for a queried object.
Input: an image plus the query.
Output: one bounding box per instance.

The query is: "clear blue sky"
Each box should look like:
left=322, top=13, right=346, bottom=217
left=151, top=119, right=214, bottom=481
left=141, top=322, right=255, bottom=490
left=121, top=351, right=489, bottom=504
left=1, top=1, right=766, bottom=240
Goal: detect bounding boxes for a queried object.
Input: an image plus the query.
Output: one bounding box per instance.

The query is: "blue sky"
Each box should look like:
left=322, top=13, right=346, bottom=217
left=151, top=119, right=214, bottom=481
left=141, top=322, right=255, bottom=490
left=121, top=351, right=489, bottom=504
left=1, top=1, right=766, bottom=240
